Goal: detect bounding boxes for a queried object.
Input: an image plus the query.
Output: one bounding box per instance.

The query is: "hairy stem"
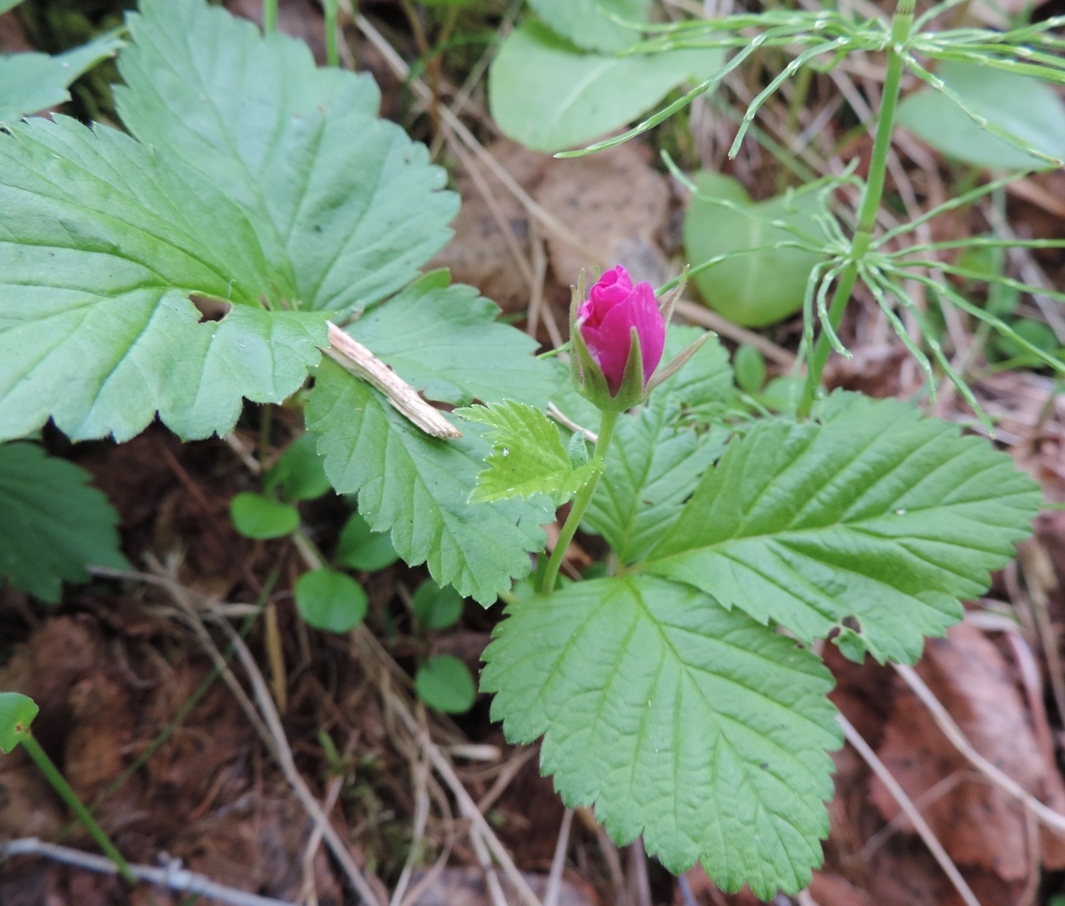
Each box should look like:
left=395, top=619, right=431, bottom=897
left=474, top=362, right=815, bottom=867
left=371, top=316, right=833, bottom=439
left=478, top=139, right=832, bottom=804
left=539, top=409, right=620, bottom=594
left=20, top=734, right=134, bottom=884
left=798, top=0, right=915, bottom=416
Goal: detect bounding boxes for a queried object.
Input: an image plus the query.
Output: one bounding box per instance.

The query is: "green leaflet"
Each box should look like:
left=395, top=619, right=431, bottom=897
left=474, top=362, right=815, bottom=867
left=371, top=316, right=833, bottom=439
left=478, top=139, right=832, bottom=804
left=115, top=0, right=456, bottom=314
left=460, top=400, right=602, bottom=505
left=644, top=393, right=1042, bottom=662
left=583, top=406, right=726, bottom=563
left=481, top=574, right=841, bottom=897
left=0, top=443, right=128, bottom=603
left=307, top=360, right=553, bottom=605
left=0, top=30, right=125, bottom=122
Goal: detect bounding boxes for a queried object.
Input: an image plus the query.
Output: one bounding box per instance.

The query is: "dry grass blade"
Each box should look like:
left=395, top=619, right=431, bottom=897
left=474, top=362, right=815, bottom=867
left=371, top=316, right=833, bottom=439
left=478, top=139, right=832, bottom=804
left=324, top=322, right=461, bottom=439
left=354, top=14, right=605, bottom=268
left=838, top=712, right=983, bottom=906
left=893, top=662, right=1065, bottom=838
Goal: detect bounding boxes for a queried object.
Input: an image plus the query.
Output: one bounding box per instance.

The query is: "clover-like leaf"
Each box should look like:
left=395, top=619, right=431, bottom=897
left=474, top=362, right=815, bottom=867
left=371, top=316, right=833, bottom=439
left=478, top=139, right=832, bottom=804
left=482, top=574, right=841, bottom=897
left=307, top=360, right=553, bottom=604
left=115, top=0, right=456, bottom=314
left=460, top=400, right=602, bottom=504
left=0, top=442, right=128, bottom=603
left=645, top=393, right=1042, bottom=662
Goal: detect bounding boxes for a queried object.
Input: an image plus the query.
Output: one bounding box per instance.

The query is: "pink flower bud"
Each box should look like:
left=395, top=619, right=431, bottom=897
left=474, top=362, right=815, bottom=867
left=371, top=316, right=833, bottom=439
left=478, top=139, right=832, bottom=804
left=577, top=266, right=666, bottom=394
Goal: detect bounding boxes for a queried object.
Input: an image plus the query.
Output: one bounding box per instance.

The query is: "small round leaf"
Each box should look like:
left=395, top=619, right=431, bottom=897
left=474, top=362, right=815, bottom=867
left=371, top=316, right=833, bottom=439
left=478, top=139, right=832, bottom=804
left=336, top=511, right=399, bottom=572
left=414, top=655, right=476, bottom=714
left=0, top=692, right=38, bottom=754
left=733, top=345, right=767, bottom=394
left=265, top=432, right=332, bottom=502
left=230, top=492, right=300, bottom=540
left=295, top=568, right=368, bottom=634
left=411, top=580, right=465, bottom=630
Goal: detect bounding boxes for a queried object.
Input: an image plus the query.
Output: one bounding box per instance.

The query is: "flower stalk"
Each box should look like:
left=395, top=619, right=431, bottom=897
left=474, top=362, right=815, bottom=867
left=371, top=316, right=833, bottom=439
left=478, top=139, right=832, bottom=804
left=539, top=408, right=619, bottom=593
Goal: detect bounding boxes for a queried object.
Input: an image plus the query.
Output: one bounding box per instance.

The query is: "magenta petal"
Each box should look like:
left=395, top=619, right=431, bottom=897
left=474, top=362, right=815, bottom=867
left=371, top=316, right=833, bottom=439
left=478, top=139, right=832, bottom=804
left=577, top=266, right=665, bottom=395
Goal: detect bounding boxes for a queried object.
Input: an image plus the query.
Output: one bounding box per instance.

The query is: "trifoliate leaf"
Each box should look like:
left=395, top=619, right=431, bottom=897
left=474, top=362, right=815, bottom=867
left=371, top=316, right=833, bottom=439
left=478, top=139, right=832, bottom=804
left=482, top=574, right=841, bottom=897
left=0, top=443, right=128, bottom=603
left=583, top=407, right=726, bottom=563
left=0, top=115, right=328, bottom=442
left=459, top=400, right=602, bottom=504
left=349, top=273, right=555, bottom=407
left=307, top=360, right=553, bottom=604
left=0, top=693, right=38, bottom=754
left=0, top=30, right=124, bottom=122
left=645, top=394, right=1042, bottom=662
left=115, top=0, right=457, bottom=314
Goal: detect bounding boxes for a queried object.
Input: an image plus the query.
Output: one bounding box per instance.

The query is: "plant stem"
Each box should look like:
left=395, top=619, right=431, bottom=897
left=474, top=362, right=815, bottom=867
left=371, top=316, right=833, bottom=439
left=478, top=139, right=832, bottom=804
left=20, top=733, right=135, bottom=884
left=539, top=409, right=620, bottom=594
left=262, top=0, right=278, bottom=34
left=797, top=0, right=915, bottom=416
left=324, top=0, right=340, bottom=67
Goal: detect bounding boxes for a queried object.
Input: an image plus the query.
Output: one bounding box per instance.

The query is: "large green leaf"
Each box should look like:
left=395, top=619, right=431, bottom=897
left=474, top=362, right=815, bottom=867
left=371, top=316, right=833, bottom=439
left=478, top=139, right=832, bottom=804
left=897, top=60, right=1065, bottom=170
left=351, top=273, right=554, bottom=407
left=115, top=0, right=456, bottom=314
left=0, top=114, right=326, bottom=442
left=684, top=171, right=827, bottom=328
left=644, top=394, right=1042, bottom=662
left=0, top=443, right=128, bottom=603
left=489, top=22, right=723, bottom=153
left=307, top=360, right=553, bottom=604
left=527, top=0, right=650, bottom=52
left=0, top=30, right=124, bottom=122
left=0, top=0, right=457, bottom=444
left=482, top=574, right=841, bottom=897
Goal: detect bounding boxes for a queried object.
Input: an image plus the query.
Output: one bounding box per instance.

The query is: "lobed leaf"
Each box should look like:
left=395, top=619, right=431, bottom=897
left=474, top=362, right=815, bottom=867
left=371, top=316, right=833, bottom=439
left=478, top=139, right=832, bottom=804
left=307, top=360, right=553, bottom=604
left=0, top=30, right=124, bottom=122
left=644, top=394, right=1042, bottom=662
left=115, top=0, right=457, bottom=314
left=584, top=406, right=726, bottom=562
left=0, top=442, right=128, bottom=603
left=482, top=574, right=841, bottom=897
left=460, top=400, right=602, bottom=505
